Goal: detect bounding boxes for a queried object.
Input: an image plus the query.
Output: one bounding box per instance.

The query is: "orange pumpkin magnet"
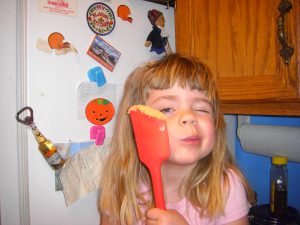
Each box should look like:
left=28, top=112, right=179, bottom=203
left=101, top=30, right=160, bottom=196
left=85, top=98, right=115, bottom=125
left=117, top=5, right=132, bottom=23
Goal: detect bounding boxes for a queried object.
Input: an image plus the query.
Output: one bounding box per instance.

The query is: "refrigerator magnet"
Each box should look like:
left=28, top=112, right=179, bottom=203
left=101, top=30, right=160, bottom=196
left=85, top=98, right=115, bottom=126
left=36, top=32, right=78, bottom=55
left=86, top=2, right=115, bottom=35
left=87, top=66, right=106, bottom=87
left=48, top=32, right=68, bottom=49
left=117, top=5, right=132, bottom=23
left=85, top=97, right=115, bottom=146
left=38, top=0, right=78, bottom=17
left=145, top=9, right=172, bottom=55
left=87, top=35, right=121, bottom=72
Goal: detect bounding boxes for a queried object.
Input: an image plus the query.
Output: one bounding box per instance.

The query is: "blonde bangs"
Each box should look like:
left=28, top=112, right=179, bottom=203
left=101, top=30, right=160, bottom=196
left=135, top=55, right=218, bottom=107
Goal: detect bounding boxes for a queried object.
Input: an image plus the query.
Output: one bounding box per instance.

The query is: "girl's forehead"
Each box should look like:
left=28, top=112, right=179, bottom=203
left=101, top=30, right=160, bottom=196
left=148, top=82, right=208, bottom=99
left=146, top=78, right=204, bottom=93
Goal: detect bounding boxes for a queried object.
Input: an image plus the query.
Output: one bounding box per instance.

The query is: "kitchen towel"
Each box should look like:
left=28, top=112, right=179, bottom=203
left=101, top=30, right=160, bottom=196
left=238, top=124, right=300, bottom=162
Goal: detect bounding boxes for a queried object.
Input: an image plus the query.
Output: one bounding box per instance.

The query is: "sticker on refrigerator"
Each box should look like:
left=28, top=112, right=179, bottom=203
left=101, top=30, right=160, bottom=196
left=36, top=32, right=77, bottom=55
left=85, top=98, right=115, bottom=146
left=117, top=5, right=132, bottom=23
left=77, top=81, right=117, bottom=120
left=87, top=66, right=107, bottom=87
left=145, top=9, right=172, bottom=56
left=38, top=0, right=78, bottom=17
left=87, top=35, right=121, bottom=71
left=86, top=2, right=115, bottom=35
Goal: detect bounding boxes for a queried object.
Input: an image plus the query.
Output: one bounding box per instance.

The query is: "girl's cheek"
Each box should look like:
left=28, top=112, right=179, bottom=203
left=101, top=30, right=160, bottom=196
left=165, top=116, right=178, bottom=130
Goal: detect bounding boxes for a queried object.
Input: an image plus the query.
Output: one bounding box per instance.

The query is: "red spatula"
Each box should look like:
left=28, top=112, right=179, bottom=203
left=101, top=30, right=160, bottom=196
left=129, top=105, right=170, bottom=209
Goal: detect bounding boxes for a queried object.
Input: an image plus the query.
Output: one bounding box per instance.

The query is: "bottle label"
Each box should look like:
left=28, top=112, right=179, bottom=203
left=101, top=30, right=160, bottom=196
left=46, top=152, right=62, bottom=165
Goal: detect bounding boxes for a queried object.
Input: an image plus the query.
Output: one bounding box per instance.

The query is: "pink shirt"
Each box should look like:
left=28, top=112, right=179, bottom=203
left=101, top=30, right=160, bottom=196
left=138, top=170, right=250, bottom=225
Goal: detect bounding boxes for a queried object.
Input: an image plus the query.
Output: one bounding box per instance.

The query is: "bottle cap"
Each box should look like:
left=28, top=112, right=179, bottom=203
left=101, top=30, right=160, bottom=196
left=272, top=155, right=288, bottom=165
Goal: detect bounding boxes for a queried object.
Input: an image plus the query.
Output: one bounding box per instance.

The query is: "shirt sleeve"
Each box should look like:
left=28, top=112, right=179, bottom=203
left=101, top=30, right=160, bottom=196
left=146, top=30, right=155, bottom=42
left=217, top=170, right=250, bottom=224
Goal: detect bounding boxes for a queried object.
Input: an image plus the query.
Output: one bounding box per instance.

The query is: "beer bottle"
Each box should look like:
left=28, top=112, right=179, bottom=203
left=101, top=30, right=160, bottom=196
left=29, top=122, right=65, bottom=170
left=16, top=106, right=64, bottom=170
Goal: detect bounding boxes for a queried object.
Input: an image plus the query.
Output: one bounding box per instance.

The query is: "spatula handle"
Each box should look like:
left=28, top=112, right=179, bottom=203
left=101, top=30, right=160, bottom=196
left=149, top=165, right=166, bottom=210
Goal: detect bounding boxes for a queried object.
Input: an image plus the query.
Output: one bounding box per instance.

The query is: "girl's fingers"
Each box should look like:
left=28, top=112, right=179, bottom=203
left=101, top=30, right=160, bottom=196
left=146, top=208, right=163, bottom=220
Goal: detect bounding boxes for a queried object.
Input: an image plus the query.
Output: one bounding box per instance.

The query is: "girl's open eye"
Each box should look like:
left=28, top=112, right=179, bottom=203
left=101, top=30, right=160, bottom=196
left=160, top=107, right=174, bottom=114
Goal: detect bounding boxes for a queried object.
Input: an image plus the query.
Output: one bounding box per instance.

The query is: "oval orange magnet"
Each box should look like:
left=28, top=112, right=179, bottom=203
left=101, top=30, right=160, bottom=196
left=85, top=98, right=115, bottom=125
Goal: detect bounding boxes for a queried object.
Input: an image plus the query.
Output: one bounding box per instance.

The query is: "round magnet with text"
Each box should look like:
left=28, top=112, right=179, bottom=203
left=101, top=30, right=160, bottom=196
left=86, top=3, right=115, bottom=35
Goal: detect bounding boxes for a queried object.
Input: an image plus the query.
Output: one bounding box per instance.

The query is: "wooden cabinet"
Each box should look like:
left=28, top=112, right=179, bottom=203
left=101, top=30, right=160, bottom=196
left=143, top=0, right=175, bottom=7
left=175, top=0, right=300, bottom=116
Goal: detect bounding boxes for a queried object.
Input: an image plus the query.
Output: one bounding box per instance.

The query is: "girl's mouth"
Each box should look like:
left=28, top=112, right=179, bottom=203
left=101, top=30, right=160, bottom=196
left=181, top=136, right=201, bottom=145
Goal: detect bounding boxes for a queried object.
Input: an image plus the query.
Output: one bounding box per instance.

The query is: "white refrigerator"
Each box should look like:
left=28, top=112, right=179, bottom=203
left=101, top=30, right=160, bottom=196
left=0, top=1, right=175, bottom=224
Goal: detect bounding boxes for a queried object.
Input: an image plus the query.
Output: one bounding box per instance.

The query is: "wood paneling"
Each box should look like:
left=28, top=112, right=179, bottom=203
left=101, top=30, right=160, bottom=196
left=175, top=0, right=300, bottom=115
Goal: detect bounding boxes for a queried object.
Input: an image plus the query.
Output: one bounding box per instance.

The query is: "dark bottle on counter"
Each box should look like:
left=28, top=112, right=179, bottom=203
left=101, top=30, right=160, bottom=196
left=16, top=106, right=65, bottom=171
left=270, top=155, right=288, bottom=218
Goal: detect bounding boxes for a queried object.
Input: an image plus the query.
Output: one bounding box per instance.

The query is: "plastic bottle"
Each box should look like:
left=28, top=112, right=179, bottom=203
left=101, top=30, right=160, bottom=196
left=270, top=155, right=288, bottom=218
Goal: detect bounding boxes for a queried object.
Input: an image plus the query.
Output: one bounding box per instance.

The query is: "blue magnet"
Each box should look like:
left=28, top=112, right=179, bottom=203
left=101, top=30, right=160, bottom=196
left=87, top=66, right=106, bottom=87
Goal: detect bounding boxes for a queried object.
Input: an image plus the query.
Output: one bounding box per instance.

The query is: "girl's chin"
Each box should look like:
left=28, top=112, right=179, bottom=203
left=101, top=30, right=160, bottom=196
left=164, top=158, right=199, bottom=167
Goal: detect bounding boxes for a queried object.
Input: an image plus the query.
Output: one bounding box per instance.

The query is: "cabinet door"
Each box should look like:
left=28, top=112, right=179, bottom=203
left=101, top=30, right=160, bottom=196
left=175, top=0, right=300, bottom=115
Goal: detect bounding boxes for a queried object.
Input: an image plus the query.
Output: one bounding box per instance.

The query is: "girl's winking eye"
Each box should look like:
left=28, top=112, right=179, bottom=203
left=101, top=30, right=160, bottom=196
left=193, top=103, right=212, bottom=113
left=193, top=105, right=212, bottom=114
left=192, top=99, right=213, bottom=114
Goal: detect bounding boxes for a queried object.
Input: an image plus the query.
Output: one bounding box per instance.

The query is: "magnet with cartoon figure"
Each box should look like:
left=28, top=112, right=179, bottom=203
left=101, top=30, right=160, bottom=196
left=85, top=98, right=115, bottom=146
left=144, top=9, right=172, bottom=56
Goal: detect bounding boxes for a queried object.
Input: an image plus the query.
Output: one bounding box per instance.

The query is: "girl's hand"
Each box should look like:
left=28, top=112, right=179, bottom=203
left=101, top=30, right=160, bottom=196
left=145, top=208, right=189, bottom=225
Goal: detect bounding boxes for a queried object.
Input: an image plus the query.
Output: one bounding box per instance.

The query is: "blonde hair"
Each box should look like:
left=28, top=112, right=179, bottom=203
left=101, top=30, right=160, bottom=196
left=99, top=54, right=255, bottom=224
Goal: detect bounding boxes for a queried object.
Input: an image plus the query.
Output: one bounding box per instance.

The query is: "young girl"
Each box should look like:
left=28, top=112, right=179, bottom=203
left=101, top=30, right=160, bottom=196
left=99, top=54, right=255, bottom=225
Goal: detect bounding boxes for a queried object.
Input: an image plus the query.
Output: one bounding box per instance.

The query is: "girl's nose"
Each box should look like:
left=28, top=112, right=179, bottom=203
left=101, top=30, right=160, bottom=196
left=179, top=112, right=198, bottom=126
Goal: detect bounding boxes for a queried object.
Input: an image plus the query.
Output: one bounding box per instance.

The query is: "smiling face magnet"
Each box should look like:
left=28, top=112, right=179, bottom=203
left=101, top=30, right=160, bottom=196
left=85, top=98, right=115, bottom=125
